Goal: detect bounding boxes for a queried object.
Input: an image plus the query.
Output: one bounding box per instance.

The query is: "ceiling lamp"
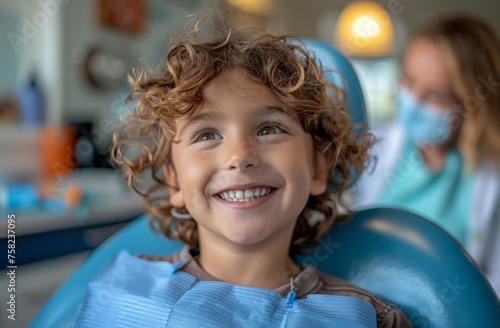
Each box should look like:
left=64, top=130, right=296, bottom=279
left=334, top=1, right=395, bottom=57
left=225, top=0, right=273, bottom=15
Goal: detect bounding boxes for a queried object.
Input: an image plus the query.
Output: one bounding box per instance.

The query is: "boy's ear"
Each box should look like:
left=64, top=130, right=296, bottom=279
left=164, top=163, right=185, bottom=208
left=310, top=152, right=329, bottom=196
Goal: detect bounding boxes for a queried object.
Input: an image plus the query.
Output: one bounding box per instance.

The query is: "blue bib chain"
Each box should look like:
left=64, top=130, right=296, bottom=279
left=167, top=258, right=188, bottom=277
left=285, top=277, right=297, bottom=309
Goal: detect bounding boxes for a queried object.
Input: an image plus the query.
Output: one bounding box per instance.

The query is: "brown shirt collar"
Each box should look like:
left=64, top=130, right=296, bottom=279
left=174, top=246, right=322, bottom=299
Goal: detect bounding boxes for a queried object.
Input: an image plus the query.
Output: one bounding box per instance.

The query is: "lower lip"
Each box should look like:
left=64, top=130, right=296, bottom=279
left=213, top=189, right=277, bottom=209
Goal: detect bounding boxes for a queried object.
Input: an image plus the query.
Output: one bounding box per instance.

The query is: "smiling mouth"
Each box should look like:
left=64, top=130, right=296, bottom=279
left=217, top=187, right=274, bottom=202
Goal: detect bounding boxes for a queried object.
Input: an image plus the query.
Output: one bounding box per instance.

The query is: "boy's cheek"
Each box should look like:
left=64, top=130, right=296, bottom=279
left=185, top=195, right=211, bottom=216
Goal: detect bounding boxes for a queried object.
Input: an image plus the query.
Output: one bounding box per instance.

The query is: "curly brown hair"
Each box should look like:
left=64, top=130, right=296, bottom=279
left=111, top=16, right=373, bottom=255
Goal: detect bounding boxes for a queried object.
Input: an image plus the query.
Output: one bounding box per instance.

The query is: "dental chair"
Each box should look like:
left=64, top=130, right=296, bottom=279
left=30, top=41, right=500, bottom=327
left=31, top=207, right=500, bottom=327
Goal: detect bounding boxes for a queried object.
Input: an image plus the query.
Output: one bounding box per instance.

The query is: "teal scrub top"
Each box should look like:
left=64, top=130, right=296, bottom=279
left=378, top=140, right=475, bottom=245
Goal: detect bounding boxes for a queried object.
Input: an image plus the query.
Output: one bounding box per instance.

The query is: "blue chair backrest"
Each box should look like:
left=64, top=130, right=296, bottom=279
left=31, top=207, right=500, bottom=327
left=296, top=207, right=500, bottom=327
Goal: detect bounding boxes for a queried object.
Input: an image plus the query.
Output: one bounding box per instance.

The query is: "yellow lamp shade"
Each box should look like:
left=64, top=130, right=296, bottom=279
left=225, top=0, right=273, bottom=15
left=334, top=1, right=395, bottom=57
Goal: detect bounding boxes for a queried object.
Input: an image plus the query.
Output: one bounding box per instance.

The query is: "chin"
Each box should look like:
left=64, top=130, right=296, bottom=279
left=223, top=226, right=272, bottom=245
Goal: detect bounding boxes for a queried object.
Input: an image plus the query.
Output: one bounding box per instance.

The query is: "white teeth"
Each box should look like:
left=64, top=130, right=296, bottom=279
left=218, top=187, right=273, bottom=202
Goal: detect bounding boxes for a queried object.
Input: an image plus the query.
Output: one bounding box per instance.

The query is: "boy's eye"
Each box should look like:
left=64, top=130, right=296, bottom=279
left=197, top=131, right=222, bottom=141
left=258, top=125, right=284, bottom=136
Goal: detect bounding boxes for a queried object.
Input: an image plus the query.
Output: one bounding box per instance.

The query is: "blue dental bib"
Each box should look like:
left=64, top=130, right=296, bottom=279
left=75, top=251, right=376, bottom=327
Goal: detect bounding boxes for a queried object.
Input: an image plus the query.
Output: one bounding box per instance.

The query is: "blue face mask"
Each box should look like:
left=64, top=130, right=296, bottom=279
left=396, top=88, right=452, bottom=145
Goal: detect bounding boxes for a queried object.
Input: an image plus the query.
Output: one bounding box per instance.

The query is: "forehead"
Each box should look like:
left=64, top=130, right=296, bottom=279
left=199, top=69, right=297, bottom=117
left=173, top=69, right=300, bottom=130
left=204, top=69, right=275, bottom=101
left=403, top=37, right=453, bottom=91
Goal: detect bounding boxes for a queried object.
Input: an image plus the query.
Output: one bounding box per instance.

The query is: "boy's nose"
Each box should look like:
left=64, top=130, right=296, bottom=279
left=222, top=140, right=260, bottom=171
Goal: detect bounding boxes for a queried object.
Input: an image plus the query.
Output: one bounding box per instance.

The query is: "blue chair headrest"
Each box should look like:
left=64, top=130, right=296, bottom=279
left=301, top=39, right=367, bottom=127
left=300, top=39, right=368, bottom=190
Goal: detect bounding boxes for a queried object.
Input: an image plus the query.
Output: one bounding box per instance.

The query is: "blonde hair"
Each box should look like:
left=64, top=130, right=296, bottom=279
left=413, top=13, right=500, bottom=167
left=112, top=16, right=372, bottom=255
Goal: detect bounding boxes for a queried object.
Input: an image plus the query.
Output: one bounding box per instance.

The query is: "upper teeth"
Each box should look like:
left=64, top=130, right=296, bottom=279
left=219, top=188, right=272, bottom=202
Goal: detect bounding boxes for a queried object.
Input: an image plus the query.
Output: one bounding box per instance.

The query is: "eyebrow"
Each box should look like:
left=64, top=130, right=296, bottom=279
left=260, top=106, right=297, bottom=121
left=180, top=111, right=222, bottom=131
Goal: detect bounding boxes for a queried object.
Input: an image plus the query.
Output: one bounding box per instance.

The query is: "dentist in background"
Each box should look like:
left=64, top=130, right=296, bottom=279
left=354, top=13, right=500, bottom=295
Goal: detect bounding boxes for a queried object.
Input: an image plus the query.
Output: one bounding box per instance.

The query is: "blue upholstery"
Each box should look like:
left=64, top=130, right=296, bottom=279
left=296, top=208, right=500, bottom=327
left=31, top=207, right=500, bottom=327
left=302, top=38, right=367, bottom=127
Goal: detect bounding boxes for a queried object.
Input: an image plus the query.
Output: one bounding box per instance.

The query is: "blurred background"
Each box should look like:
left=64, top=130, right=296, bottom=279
left=0, top=0, right=498, bottom=326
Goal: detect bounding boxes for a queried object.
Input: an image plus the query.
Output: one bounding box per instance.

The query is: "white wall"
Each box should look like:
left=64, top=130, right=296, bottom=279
left=0, top=0, right=31, bottom=92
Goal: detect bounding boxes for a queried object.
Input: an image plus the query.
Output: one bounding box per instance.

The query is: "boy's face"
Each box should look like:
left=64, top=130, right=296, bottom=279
left=167, top=69, right=327, bottom=249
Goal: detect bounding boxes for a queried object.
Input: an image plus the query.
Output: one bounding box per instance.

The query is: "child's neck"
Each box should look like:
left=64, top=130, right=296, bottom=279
left=196, top=230, right=301, bottom=290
